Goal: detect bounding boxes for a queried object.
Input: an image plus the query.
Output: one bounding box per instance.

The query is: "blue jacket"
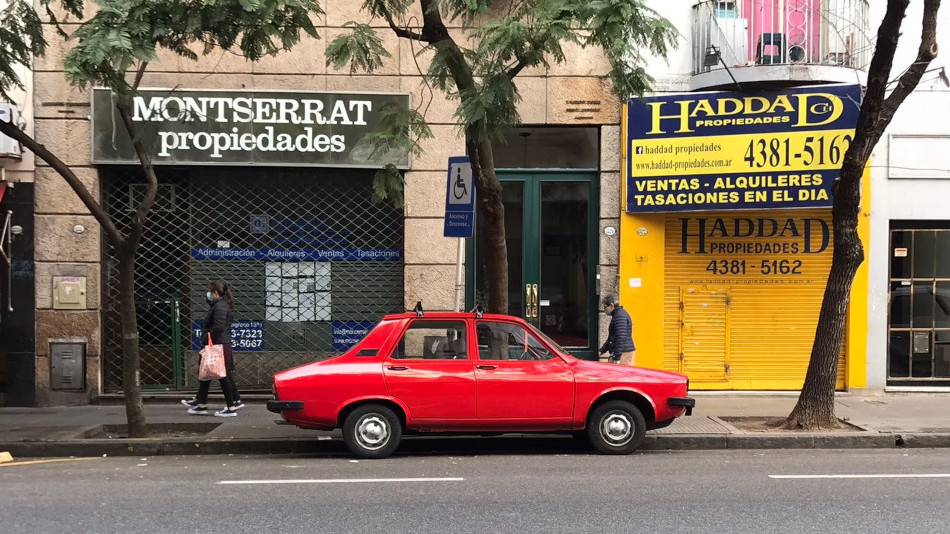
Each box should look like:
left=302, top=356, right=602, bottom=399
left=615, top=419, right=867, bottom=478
left=600, top=305, right=635, bottom=357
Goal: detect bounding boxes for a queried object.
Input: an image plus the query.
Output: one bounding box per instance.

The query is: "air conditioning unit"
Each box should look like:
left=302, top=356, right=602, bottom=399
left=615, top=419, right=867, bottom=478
left=0, top=103, right=23, bottom=161
left=708, top=18, right=750, bottom=69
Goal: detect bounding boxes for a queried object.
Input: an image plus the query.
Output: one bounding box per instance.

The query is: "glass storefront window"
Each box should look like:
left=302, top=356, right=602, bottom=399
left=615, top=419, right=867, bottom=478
left=889, top=226, right=950, bottom=384
left=913, top=231, right=936, bottom=279
left=890, top=231, right=911, bottom=279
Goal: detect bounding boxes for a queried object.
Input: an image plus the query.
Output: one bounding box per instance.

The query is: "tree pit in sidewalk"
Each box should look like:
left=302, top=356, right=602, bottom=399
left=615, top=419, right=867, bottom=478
left=82, top=423, right=222, bottom=439
left=721, top=416, right=864, bottom=433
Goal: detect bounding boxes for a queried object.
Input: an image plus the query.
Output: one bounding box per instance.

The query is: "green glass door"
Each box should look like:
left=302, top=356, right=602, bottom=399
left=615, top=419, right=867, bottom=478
left=468, top=172, right=599, bottom=358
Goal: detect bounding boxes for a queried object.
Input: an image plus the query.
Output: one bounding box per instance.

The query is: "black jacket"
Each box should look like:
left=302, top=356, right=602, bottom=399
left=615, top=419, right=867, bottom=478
left=200, top=297, right=233, bottom=345
left=600, top=305, right=635, bottom=356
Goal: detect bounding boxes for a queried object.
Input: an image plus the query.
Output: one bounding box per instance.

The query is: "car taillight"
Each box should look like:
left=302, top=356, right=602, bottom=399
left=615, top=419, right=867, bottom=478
left=272, top=382, right=278, bottom=399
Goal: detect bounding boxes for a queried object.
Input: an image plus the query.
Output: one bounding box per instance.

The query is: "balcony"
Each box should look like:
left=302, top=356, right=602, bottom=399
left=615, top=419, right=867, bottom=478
left=690, top=0, right=871, bottom=91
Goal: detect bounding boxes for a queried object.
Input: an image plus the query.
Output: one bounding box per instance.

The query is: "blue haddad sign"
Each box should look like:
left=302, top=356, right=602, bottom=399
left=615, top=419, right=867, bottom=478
left=625, top=83, right=862, bottom=213
left=192, top=320, right=265, bottom=352
left=191, top=248, right=403, bottom=261
left=332, top=321, right=376, bottom=352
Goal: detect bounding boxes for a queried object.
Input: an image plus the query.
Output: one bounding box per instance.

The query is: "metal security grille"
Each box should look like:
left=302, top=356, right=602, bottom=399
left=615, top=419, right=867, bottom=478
left=101, top=167, right=404, bottom=392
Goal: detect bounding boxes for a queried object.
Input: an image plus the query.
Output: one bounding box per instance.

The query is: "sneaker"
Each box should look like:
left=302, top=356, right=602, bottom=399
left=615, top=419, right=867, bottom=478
left=232, top=400, right=245, bottom=410
left=215, top=408, right=238, bottom=418
left=187, top=406, right=209, bottom=415
left=181, top=398, right=199, bottom=408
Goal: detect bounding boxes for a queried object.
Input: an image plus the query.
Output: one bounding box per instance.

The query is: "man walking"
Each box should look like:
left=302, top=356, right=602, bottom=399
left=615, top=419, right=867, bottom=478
left=599, top=295, right=636, bottom=365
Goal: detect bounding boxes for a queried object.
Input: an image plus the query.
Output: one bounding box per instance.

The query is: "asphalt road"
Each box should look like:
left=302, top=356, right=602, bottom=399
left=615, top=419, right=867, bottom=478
left=3, top=446, right=950, bottom=534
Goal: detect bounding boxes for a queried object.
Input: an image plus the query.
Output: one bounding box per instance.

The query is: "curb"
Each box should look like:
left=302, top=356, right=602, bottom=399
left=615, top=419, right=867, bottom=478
left=3, top=433, right=950, bottom=458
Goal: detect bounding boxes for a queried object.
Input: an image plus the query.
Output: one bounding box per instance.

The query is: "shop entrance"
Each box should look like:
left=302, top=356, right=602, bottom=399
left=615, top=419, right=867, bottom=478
left=101, top=168, right=405, bottom=392
left=888, top=224, right=950, bottom=386
left=468, top=172, right=599, bottom=358
left=679, top=286, right=731, bottom=381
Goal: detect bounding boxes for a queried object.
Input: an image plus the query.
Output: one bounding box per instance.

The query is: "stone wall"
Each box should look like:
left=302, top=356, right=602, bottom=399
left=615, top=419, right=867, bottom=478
left=32, top=2, right=622, bottom=402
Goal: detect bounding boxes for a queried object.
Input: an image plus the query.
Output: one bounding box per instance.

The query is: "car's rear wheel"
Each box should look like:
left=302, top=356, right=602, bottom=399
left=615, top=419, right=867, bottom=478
left=587, top=400, right=646, bottom=455
left=343, top=404, right=402, bottom=459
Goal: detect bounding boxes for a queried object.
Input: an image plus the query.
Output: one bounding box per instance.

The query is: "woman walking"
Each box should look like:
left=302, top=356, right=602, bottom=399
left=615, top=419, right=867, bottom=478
left=182, top=281, right=244, bottom=417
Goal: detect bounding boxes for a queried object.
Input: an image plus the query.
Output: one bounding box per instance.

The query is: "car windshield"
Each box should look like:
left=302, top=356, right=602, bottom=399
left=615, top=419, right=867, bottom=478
left=527, top=324, right=573, bottom=357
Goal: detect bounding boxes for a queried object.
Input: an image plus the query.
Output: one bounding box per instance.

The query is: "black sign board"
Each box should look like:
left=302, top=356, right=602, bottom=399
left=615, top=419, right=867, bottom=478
left=91, top=88, right=411, bottom=168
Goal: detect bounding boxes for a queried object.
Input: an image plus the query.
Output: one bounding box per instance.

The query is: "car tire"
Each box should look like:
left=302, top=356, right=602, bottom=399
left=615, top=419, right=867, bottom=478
left=587, top=400, right=646, bottom=455
left=343, top=404, right=402, bottom=459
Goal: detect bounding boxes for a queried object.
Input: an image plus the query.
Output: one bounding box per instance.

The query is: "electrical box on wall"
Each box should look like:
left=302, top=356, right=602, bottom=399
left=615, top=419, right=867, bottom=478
left=52, top=276, right=87, bottom=310
left=50, top=342, right=85, bottom=390
left=0, top=103, right=23, bottom=160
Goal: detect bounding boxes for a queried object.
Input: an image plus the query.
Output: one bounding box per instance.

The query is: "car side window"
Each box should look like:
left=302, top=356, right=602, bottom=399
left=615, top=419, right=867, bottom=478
left=476, top=321, right=555, bottom=361
left=391, top=320, right=468, bottom=360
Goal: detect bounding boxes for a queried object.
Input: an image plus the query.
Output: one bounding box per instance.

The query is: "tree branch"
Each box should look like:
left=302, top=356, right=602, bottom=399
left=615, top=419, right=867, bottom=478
left=131, top=61, right=148, bottom=91
left=378, top=3, right=428, bottom=42
left=115, top=92, right=159, bottom=250
left=418, top=0, right=475, bottom=92
left=882, top=0, right=941, bottom=115
left=0, top=118, right=125, bottom=245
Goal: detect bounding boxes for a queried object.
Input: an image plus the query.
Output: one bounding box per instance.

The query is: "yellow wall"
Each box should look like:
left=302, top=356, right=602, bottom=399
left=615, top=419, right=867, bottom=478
left=618, top=102, right=869, bottom=390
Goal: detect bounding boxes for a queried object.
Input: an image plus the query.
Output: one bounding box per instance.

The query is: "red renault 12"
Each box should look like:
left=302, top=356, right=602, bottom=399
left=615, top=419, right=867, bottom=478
left=268, top=306, right=694, bottom=458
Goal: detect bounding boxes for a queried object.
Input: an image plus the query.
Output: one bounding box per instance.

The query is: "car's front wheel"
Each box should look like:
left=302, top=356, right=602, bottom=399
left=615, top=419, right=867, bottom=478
left=587, top=400, right=646, bottom=455
left=343, top=404, right=402, bottom=459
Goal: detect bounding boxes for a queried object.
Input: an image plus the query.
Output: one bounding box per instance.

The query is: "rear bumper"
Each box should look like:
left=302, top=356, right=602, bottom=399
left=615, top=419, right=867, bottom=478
left=266, top=400, right=304, bottom=413
left=668, top=396, right=696, bottom=416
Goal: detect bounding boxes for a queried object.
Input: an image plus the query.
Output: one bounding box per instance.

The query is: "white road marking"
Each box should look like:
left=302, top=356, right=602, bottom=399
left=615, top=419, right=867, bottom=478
left=219, top=477, right=464, bottom=485
left=770, top=474, right=950, bottom=479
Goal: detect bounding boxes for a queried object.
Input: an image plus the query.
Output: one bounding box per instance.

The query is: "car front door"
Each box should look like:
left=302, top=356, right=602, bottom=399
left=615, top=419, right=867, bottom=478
left=473, top=320, right=574, bottom=426
left=383, top=319, right=476, bottom=424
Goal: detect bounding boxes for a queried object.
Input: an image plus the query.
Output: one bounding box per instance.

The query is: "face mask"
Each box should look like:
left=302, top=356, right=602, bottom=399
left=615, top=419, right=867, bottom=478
left=206, top=292, right=213, bottom=303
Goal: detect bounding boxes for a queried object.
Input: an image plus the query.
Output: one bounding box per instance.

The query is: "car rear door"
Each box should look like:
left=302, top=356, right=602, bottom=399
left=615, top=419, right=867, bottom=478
left=473, top=320, right=574, bottom=426
left=383, top=318, right=476, bottom=423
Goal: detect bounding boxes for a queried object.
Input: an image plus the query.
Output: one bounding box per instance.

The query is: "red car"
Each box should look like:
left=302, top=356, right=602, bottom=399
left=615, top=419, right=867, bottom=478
left=268, top=309, right=694, bottom=459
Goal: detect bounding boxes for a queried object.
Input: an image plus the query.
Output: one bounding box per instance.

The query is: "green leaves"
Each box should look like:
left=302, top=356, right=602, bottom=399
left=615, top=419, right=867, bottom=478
left=63, top=0, right=323, bottom=94
left=363, top=102, right=434, bottom=160
left=575, top=0, right=678, bottom=100
left=326, top=22, right=391, bottom=74
left=372, top=164, right=406, bottom=208
left=0, top=0, right=46, bottom=101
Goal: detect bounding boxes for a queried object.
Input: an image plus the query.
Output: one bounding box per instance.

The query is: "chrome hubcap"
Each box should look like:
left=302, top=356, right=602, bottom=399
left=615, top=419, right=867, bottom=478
left=601, top=411, right=633, bottom=446
left=355, top=414, right=390, bottom=450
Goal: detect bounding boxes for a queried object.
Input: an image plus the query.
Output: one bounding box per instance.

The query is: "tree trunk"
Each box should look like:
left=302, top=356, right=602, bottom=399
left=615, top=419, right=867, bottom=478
left=117, top=248, right=147, bottom=437
left=786, top=167, right=863, bottom=429
left=468, top=138, right=508, bottom=314
left=788, top=0, right=941, bottom=429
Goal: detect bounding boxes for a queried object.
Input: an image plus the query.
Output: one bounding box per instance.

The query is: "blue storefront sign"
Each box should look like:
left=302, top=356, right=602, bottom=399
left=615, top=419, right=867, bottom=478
left=191, top=248, right=402, bottom=261
left=332, top=321, right=376, bottom=352
left=625, top=83, right=862, bottom=213
left=192, top=320, right=265, bottom=352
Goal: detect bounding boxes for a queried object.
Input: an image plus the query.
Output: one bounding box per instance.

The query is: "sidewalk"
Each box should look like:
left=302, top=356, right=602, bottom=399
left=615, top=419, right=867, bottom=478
left=2, top=393, right=949, bottom=458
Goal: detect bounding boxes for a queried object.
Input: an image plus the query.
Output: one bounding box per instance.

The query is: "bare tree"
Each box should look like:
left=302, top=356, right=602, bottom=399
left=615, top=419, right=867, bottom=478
left=787, top=0, right=942, bottom=429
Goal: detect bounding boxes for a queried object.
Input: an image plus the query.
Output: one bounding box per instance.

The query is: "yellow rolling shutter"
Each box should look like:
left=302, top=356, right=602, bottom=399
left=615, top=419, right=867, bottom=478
left=663, top=209, right=847, bottom=390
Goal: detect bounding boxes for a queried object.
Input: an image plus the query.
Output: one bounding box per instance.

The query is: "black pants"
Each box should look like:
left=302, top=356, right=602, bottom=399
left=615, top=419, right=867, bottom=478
left=195, top=344, right=242, bottom=406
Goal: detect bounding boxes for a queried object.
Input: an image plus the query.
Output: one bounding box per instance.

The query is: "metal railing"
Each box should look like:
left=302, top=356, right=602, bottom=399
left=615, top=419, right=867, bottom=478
left=692, top=0, right=871, bottom=75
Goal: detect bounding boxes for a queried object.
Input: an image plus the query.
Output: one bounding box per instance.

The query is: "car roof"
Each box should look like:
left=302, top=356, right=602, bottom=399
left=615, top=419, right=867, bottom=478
left=381, top=311, right=527, bottom=321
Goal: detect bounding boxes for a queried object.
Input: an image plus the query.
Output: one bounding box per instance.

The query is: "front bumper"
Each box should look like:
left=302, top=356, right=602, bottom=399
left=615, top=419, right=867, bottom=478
left=668, top=396, right=696, bottom=416
left=266, top=400, right=304, bottom=413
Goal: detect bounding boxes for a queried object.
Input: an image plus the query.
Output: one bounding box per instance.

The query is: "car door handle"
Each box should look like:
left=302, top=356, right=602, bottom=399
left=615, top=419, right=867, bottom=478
left=476, top=365, right=497, bottom=370
left=387, top=366, right=409, bottom=371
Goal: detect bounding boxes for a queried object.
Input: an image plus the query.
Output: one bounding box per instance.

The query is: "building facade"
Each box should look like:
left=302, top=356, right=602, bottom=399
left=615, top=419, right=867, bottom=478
left=11, top=0, right=941, bottom=405
left=866, top=2, right=950, bottom=391
left=17, top=2, right=624, bottom=404
left=619, top=0, right=873, bottom=391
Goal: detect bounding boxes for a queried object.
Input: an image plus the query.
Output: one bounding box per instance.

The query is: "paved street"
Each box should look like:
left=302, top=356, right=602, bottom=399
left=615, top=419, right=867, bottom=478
left=3, top=449, right=950, bottom=533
